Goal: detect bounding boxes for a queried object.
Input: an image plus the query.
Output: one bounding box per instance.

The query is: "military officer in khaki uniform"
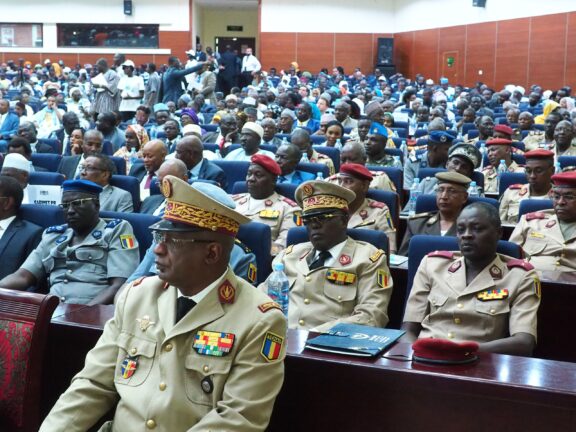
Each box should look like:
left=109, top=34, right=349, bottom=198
left=402, top=202, right=540, bottom=356
left=482, top=138, right=525, bottom=193
left=232, top=154, right=299, bottom=255
left=464, top=115, right=494, bottom=144
left=554, top=120, right=576, bottom=157
left=336, top=163, right=397, bottom=253
left=398, top=172, right=470, bottom=256
left=40, top=178, right=287, bottom=432
left=290, top=128, right=335, bottom=175
left=509, top=171, right=576, bottom=271
left=524, top=111, right=562, bottom=151
left=499, top=149, right=554, bottom=224
left=260, top=180, right=393, bottom=332
left=0, top=179, right=139, bottom=305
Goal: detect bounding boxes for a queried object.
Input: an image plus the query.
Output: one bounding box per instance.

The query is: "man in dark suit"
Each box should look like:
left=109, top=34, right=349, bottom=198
left=129, top=139, right=166, bottom=201
left=175, top=136, right=227, bottom=189
left=140, top=159, right=188, bottom=215
left=51, top=112, right=81, bottom=155
left=217, top=45, right=238, bottom=95
left=18, top=121, right=55, bottom=154
left=58, top=130, right=103, bottom=180
left=0, top=176, right=43, bottom=280
left=0, top=98, right=20, bottom=152
left=161, top=56, right=205, bottom=104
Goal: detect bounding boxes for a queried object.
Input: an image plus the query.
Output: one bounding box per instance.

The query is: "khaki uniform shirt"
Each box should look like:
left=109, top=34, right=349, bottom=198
left=398, top=211, right=457, bottom=256
left=21, top=218, right=139, bottom=304
left=310, top=149, right=335, bottom=175
left=509, top=209, right=576, bottom=271
left=523, top=131, right=548, bottom=151
left=404, top=252, right=540, bottom=342
left=348, top=198, right=397, bottom=253
left=557, top=144, right=576, bottom=157
left=327, top=171, right=396, bottom=193
left=40, top=269, right=287, bottom=432
left=261, top=237, right=392, bottom=332
left=482, top=160, right=525, bottom=193
left=499, top=184, right=551, bottom=224
left=232, top=191, right=299, bottom=255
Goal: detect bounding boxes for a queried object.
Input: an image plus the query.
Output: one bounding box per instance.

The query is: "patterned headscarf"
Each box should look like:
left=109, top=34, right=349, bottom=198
left=126, top=124, right=149, bottom=147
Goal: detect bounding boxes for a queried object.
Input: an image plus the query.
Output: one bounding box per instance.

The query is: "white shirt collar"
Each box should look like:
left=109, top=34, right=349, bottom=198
left=0, top=215, right=16, bottom=232
left=314, top=238, right=348, bottom=267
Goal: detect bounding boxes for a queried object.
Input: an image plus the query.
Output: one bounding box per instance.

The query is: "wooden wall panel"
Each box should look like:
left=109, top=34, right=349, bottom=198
left=260, top=32, right=297, bottom=71
left=565, top=12, right=576, bottom=89
left=528, top=14, right=567, bottom=90
left=394, top=32, right=414, bottom=78
left=494, top=18, right=530, bottom=89
left=464, top=22, right=497, bottom=87
left=437, top=26, right=466, bottom=84
left=410, top=29, right=439, bottom=81
left=297, top=33, right=334, bottom=74
left=334, top=33, right=373, bottom=74
left=158, top=31, right=191, bottom=64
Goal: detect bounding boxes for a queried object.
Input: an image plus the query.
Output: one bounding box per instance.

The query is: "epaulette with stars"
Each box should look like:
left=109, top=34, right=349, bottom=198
left=45, top=224, right=67, bottom=234
left=105, top=219, right=123, bottom=229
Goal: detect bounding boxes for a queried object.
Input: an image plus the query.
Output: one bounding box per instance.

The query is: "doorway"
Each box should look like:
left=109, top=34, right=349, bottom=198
left=442, top=51, right=459, bottom=82
left=215, top=37, right=256, bottom=56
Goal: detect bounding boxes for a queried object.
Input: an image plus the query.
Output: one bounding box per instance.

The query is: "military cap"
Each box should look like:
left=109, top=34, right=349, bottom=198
left=295, top=180, right=355, bottom=216
left=524, top=149, right=555, bottom=160
left=151, top=176, right=250, bottom=236
left=251, top=154, right=281, bottom=176
left=242, top=121, right=264, bottom=139
left=494, top=124, right=514, bottom=137
left=552, top=171, right=576, bottom=188
left=367, top=122, right=388, bottom=139
left=435, top=171, right=472, bottom=188
left=486, top=138, right=512, bottom=147
left=412, top=338, right=479, bottom=365
left=61, top=179, right=103, bottom=196
left=428, top=131, right=454, bottom=145
left=339, top=163, right=373, bottom=181
left=448, top=143, right=481, bottom=169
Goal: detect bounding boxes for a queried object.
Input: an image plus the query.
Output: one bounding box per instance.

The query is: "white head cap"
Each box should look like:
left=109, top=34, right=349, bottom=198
left=2, top=153, right=31, bottom=173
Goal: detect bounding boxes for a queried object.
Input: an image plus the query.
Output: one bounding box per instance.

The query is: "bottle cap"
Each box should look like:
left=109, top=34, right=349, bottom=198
left=273, top=263, right=285, bottom=271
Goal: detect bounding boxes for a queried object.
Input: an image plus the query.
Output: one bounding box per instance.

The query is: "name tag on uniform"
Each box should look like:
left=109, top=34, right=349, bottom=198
left=193, top=331, right=235, bottom=357
left=477, top=289, right=509, bottom=301
left=259, top=209, right=280, bottom=219
left=326, top=269, right=356, bottom=285
left=529, top=231, right=545, bottom=239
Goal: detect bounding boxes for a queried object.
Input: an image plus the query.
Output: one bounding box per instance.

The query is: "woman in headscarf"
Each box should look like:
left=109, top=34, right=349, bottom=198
left=179, top=107, right=199, bottom=126
left=113, top=123, right=149, bottom=172
left=534, top=100, right=560, bottom=124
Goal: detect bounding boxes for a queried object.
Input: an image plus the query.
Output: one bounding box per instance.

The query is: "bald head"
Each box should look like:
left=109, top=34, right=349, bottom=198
left=142, top=139, right=167, bottom=173
left=175, top=136, right=204, bottom=169
left=157, top=159, right=189, bottom=183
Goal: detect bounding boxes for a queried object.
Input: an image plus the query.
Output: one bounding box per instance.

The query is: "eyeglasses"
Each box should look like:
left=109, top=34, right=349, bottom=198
left=552, top=193, right=576, bottom=202
left=301, top=213, right=339, bottom=226
left=58, top=197, right=97, bottom=210
left=79, top=164, right=105, bottom=173
left=152, top=231, right=212, bottom=250
left=436, top=187, right=466, bottom=196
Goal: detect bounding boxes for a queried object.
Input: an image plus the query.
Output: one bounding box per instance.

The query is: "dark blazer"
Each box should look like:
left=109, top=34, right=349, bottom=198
left=0, top=217, right=43, bottom=280
left=57, top=155, right=81, bottom=180
left=34, top=140, right=56, bottom=154
left=197, top=159, right=227, bottom=190
left=128, top=162, right=148, bottom=183
left=202, top=131, right=219, bottom=144
left=398, top=211, right=457, bottom=256
left=139, top=194, right=164, bottom=215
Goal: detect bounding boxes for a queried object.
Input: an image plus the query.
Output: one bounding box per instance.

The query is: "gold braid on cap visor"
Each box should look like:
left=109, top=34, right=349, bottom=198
left=164, top=201, right=240, bottom=236
left=302, top=195, right=348, bottom=212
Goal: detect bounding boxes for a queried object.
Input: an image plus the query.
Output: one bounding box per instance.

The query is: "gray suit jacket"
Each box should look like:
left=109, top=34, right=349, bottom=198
left=99, top=185, right=134, bottom=213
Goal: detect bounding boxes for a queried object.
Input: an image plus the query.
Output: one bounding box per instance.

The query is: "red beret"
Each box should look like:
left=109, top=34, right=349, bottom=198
left=412, top=338, right=479, bottom=365
left=486, top=138, right=512, bottom=147
left=524, top=149, right=555, bottom=160
left=250, top=154, right=281, bottom=176
left=339, top=163, right=373, bottom=181
left=494, top=124, right=514, bottom=136
left=552, top=171, right=576, bottom=188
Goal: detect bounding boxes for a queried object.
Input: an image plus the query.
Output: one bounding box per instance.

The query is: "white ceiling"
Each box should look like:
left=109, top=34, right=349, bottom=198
left=195, top=0, right=258, bottom=9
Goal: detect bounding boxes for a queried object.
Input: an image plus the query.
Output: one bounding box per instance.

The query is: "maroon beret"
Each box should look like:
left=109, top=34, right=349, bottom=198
left=250, top=154, right=281, bottom=176
left=552, top=171, right=576, bottom=188
left=524, top=149, right=555, bottom=160
left=339, top=163, right=373, bottom=181
left=486, top=138, right=512, bottom=147
left=494, top=124, right=514, bottom=137
left=412, top=338, right=479, bottom=365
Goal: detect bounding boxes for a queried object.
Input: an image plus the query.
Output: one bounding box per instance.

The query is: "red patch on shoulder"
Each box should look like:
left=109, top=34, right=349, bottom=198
left=427, top=251, right=454, bottom=259
left=507, top=259, right=534, bottom=271
left=526, top=211, right=546, bottom=221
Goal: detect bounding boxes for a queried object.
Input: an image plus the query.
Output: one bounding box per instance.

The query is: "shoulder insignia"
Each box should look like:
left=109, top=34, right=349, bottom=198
left=526, top=211, right=547, bottom=221
left=509, top=183, right=523, bottom=190
left=218, top=280, right=235, bottom=304
left=120, top=234, right=136, bottom=249
left=234, top=238, right=253, bottom=254
left=426, top=214, right=438, bottom=225
left=261, top=332, right=283, bottom=362
left=247, top=263, right=257, bottom=284
left=106, top=218, right=122, bottom=229
left=46, top=224, right=67, bottom=234
left=409, top=212, right=431, bottom=220
left=285, top=244, right=294, bottom=255
left=231, top=194, right=244, bottom=201
left=519, top=185, right=528, bottom=196
left=377, top=269, right=389, bottom=288
left=92, top=230, right=103, bottom=239
left=427, top=251, right=454, bottom=259
left=448, top=261, right=462, bottom=273
left=293, top=211, right=302, bottom=226
left=507, top=259, right=534, bottom=271
left=55, top=235, right=67, bottom=244
left=356, top=219, right=375, bottom=227
left=369, top=200, right=385, bottom=209
left=370, top=170, right=384, bottom=177
left=258, top=301, right=282, bottom=313
left=282, top=197, right=297, bottom=207
left=369, top=249, right=385, bottom=263
left=132, top=276, right=146, bottom=287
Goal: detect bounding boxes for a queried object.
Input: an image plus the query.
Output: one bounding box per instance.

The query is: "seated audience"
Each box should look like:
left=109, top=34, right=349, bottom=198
left=175, top=135, right=227, bottom=189
left=58, top=129, right=103, bottom=180
left=113, top=124, right=149, bottom=173
left=335, top=141, right=396, bottom=191
left=1, top=153, right=31, bottom=203
left=404, top=131, right=454, bottom=189
left=224, top=122, right=275, bottom=161
left=275, top=143, right=315, bottom=185
left=7, top=136, right=46, bottom=172
left=129, top=139, right=167, bottom=200
left=482, top=138, right=525, bottom=193
left=290, top=128, right=335, bottom=175
left=18, top=121, right=54, bottom=153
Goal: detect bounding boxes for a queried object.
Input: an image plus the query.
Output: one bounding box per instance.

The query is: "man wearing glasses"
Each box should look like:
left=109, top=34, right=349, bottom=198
left=260, top=180, right=392, bottom=332
left=398, top=172, right=471, bottom=256
left=509, top=171, right=576, bottom=271
left=0, top=179, right=139, bottom=304
left=40, top=177, right=286, bottom=432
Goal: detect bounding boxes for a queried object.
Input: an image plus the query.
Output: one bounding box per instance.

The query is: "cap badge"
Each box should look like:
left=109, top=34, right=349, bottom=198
left=440, top=134, right=448, bottom=143
left=302, top=184, right=314, bottom=197
left=161, top=177, right=173, bottom=198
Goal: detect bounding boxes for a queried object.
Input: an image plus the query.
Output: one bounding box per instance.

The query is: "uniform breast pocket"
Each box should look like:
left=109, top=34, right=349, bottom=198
left=522, top=237, right=549, bottom=256
left=184, top=350, right=233, bottom=407
left=475, top=298, right=510, bottom=336
left=475, top=298, right=510, bottom=316
left=114, top=332, right=157, bottom=387
left=324, top=277, right=358, bottom=318
left=426, top=294, right=448, bottom=324
left=75, top=247, right=106, bottom=273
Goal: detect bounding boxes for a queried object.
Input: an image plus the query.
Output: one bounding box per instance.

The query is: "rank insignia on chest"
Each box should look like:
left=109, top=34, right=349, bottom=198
left=489, top=265, right=502, bottom=279
left=259, top=209, right=280, bottom=219
left=529, top=231, right=545, bottom=239
left=477, top=289, right=509, bottom=301
left=377, top=269, right=389, bottom=288
left=136, top=315, right=155, bottom=332
left=193, top=331, right=235, bottom=356
left=448, top=261, right=462, bottom=273
left=339, top=254, right=351, bottom=265
left=92, top=230, right=102, bottom=239
left=120, top=355, right=138, bottom=379
left=326, top=269, right=356, bottom=285
left=120, top=234, right=136, bottom=249
left=261, top=332, right=283, bottom=362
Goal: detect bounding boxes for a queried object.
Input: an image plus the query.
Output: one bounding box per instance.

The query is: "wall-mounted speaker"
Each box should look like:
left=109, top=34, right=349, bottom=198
left=377, top=38, right=394, bottom=65
left=472, top=0, right=486, bottom=7
left=124, top=0, right=133, bottom=15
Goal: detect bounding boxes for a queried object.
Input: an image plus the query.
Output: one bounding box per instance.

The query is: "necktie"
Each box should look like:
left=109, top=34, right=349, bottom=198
left=176, top=297, right=196, bottom=323
left=218, top=136, right=225, bottom=150
left=309, top=250, right=331, bottom=271
left=144, top=173, right=154, bottom=188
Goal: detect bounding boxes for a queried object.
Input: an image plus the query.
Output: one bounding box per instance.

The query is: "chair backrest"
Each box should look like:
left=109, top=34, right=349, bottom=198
left=414, top=128, right=428, bottom=138
left=18, top=204, right=64, bottom=228
left=237, top=222, right=272, bottom=284
left=102, top=140, right=114, bottom=156
left=231, top=182, right=298, bottom=201
left=203, top=143, right=219, bottom=153
left=297, top=162, right=329, bottom=179
left=310, top=135, right=326, bottom=145
left=110, top=156, right=127, bottom=175
left=367, top=166, right=403, bottom=196
left=212, top=160, right=250, bottom=193
left=31, top=154, right=62, bottom=172
left=391, top=127, right=407, bottom=138
left=100, top=211, right=160, bottom=257
left=0, top=289, right=59, bottom=432
left=312, top=145, right=340, bottom=172
left=38, top=138, right=60, bottom=154
left=109, top=175, right=141, bottom=212
left=366, top=189, right=400, bottom=230
left=203, top=124, right=218, bottom=132
left=414, top=194, right=499, bottom=214
left=384, top=148, right=404, bottom=164
left=518, top=199, right=553, bottom=219
left=286, top=227, right=389, bottom=261
left=28, top=172, right=65, bottom=186
left=416, top=167, right=445, bottom=181
left=499, top=172, right=528, bottom=196
left=467, top=129, right=479, bottom=139
left=462, top=123, right=476, bottom=135
left=559, top=156, right=576, bottom=170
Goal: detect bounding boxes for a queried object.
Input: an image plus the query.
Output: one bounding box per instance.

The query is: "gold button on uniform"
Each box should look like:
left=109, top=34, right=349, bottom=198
left=146, top=419, right=156, bottom=429
left=164, top=343, right=173, bottom=352
left=203, top=365, right=210, bottom=373
left=130, top=348, right=137, bottom=355
left=447, top=332, right=454, bottom=339
left=304, top=298, right=310, bottom=304
left=454, top=318, right=461, bottom=324
left=305, top=276, right=311, bottom=282
left=457, top=303, right=463, bottom=309
left=159, top=382, right=167, bottom=391
left=490, top=309, right=495, bottom=315
left=298, top=319, right=305, bottom=326
left=337, top=295, right=342, bottom=301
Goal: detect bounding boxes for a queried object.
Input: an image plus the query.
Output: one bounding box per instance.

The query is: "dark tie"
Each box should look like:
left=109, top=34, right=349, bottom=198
left=176, top=297, right=196, bottom=323
left=309, top=250, right=331, bottom=271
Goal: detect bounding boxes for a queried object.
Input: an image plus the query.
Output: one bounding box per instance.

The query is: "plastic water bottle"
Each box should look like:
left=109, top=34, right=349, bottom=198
left=468, top=181, right=479, bottom=197
left=214, top=148, right=222, bottom=159
left=300, top=152, right=310, bottom=163
left=496, top=159, right=507, bottom=191
left=267, top=263, right=289, bottom=316
left=315, top=172, right=324, bottom=181
left=282, top=137, right=288, bottom=146
left=555, top=161, right=562, bottom=174
left=407, top=178, right=421, bottom=216
left=400, top=139, right=408, bottom=161
left=129, top=147, right=138, bottom=165
left=478, top=142, right=487, bottom=171
left=335, top=138, right=342, bottom=150
left=392, top=155, right=403, bottom=169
